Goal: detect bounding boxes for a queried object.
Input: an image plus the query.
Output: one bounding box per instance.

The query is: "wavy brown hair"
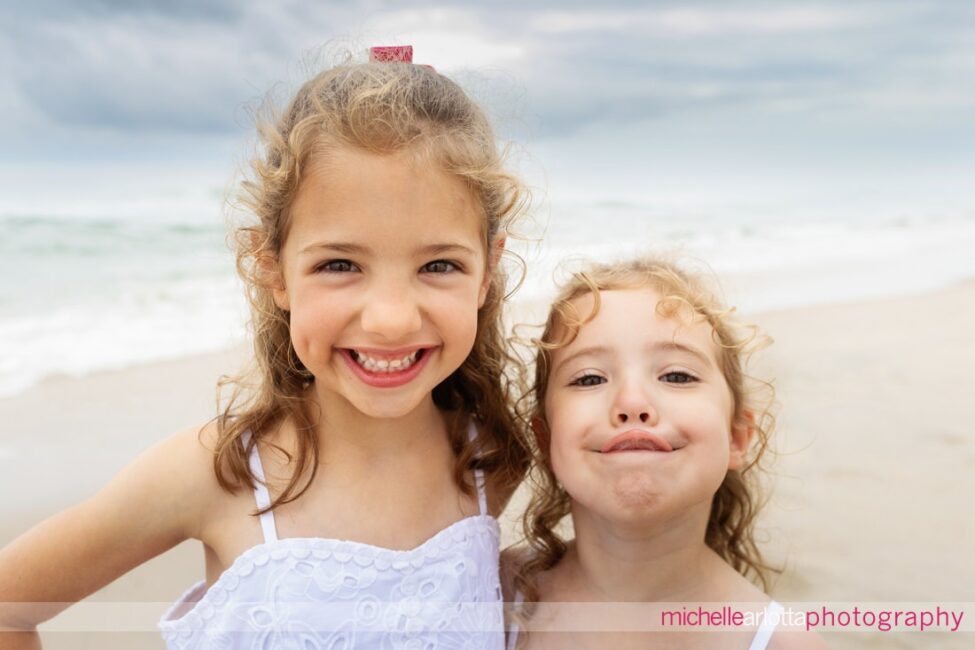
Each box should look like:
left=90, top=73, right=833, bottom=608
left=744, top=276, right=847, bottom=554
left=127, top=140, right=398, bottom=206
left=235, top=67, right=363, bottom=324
left=210, top=56, right=532, bottom=513
left=514, top=257, right=777, bottom=603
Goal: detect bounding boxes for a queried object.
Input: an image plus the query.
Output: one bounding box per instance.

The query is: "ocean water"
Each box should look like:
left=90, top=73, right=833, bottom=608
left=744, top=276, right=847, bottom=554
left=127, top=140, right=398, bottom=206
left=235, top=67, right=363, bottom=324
left=518, top=199, right=975, bottom=313
left=0, top=212, right=246, bottom=397
left=2, top=193, right=974, bottom=398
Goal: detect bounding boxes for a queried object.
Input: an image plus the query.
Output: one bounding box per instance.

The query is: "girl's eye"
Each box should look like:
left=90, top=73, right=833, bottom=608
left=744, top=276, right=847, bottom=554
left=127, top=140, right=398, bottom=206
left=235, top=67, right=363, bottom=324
left=660, top=371, right=698, bottom=384
left=316, top=259, right=357, bottom=273
left=421, top=260, right=459, bottom=274
left=569, top=374, right=606, bottom=387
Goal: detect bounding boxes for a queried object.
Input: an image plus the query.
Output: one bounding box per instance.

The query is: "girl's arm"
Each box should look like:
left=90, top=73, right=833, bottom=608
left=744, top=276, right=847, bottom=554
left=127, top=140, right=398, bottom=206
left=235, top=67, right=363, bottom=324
left=0, top=423, right=219, bottom=641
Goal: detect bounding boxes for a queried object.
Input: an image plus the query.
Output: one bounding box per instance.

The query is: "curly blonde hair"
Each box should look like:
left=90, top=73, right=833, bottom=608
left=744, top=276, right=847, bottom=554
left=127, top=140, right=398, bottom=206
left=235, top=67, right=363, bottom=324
left=211, top=56, right=531, bottom=512
left=515, top=257, right=777, bottom=603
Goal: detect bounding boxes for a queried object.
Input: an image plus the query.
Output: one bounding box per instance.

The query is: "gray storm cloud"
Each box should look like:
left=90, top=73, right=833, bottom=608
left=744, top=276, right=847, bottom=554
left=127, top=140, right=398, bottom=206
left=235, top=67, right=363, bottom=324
left=1, top=1, right=973, bottom=160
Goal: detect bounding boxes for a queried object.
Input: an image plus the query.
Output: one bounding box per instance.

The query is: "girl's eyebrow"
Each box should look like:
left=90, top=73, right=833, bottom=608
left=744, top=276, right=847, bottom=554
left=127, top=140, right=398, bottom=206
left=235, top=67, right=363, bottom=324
left=299, top=242, right=368, bottom=255
left=416, top=243, right=478, bottom=257
left=552, top=345, right=612, bottom=375
left=651, top=341, right=714, bottom=368
left=298, top=242, right=477, bottom=256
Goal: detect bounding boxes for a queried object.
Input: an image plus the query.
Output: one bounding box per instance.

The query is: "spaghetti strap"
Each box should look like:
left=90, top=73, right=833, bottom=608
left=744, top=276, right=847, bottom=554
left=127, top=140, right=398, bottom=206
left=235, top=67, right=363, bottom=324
left=749, top=600, right=784, bottom=650
left=507, top=590, right=525, bottom=650
left=467, top=421, right=488, bottom=516
left=241, top=431, right=278, bottom=543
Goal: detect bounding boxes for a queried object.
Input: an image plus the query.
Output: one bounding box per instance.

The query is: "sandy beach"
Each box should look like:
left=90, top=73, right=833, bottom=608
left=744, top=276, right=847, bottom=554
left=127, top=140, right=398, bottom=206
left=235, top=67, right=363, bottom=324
left=2, top=283, right=973, bottom=649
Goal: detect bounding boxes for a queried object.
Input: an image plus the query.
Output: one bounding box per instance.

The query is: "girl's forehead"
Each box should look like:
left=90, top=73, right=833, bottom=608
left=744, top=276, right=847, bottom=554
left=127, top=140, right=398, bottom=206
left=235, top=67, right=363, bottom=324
left=284, top=147, right=486, bottom=254
left=555, top=288, right=719, bottom=357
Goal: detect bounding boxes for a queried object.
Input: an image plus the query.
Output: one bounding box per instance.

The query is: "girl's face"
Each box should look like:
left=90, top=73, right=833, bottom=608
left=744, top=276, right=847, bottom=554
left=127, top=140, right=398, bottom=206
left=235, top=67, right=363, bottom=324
left=542, top=289, right=751, bottom=525
left=273, top=146, right=491, bottom=420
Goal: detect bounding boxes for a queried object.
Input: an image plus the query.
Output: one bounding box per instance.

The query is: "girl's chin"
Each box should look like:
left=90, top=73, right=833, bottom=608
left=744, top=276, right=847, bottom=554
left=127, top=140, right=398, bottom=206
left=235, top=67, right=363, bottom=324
left=342, top=390, right=439, bottom=421
left=345, top=397, right=426, bottom=420
left=571, top=484, right=714, bottom=528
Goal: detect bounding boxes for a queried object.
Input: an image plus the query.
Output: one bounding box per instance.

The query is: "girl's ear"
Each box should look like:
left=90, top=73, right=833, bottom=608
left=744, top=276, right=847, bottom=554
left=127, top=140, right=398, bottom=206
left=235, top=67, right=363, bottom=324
left=478, top=237, right=505, bottom=308
left=272, top=281, right=290, bottom=312
left=728, top=409, right=756, bottom=470
left=259, top=254, right=289, bottom=312
left=252, top=231, right=290, bottom=311
left=491, top=236, right=506, bottom=267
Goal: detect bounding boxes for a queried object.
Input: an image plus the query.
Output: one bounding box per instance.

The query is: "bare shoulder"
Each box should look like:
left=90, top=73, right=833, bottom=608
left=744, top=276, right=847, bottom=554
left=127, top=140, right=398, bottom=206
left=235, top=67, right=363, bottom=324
left=768, top=628, right=831, bottom=650
left=81, top=419, right=226, bottom=541
left=156, top=420, right=229, bottom=537
left=700, top=553, right=831, bottom=648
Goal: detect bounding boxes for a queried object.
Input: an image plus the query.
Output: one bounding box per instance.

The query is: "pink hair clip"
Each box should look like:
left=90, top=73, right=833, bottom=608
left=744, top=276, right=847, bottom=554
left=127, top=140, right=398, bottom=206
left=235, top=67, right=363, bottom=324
left=369, top=46, right=413, bottom=63
left=369, top=45, right=435, bottom=71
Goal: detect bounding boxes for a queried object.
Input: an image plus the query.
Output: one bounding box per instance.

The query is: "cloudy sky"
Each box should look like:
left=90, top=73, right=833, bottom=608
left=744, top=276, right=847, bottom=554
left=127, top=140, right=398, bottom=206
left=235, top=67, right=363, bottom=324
left=1, top=0, right=973, bottom=217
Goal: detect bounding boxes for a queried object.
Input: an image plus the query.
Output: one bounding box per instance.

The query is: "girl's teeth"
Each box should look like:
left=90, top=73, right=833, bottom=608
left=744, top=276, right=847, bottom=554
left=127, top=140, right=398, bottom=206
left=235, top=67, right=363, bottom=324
left=353, top=350, right=420, bottom=373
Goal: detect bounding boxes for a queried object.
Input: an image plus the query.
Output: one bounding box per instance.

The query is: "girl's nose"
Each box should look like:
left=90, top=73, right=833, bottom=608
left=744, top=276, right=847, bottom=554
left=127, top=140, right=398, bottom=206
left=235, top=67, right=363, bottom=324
left=612, top=381, right=658, bottom=426
left=614, top=409, right=653, bottom=425
left=360, top=285, right=423, bottom=341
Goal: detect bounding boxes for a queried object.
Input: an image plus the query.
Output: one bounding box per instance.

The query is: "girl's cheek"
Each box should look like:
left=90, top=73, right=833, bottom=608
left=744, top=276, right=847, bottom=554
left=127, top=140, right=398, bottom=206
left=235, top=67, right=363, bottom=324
left=548, top=443, right=569, bottom=486
left=453, top=298, right=481, bottom=344
left=289, top=303, right=336, bottom=363
left=288, top=326, right=314, bottom=369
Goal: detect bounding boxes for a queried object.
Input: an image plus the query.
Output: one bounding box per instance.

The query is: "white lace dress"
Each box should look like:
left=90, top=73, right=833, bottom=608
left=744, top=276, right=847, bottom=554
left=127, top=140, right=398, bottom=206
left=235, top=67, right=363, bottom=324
left=159, top=424, right=504, bottom=649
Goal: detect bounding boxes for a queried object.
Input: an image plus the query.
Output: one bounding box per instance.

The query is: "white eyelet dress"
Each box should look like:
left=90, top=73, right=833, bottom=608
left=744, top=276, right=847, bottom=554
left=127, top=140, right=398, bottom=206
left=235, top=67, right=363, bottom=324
left=159, top=422, right=504, bottom=649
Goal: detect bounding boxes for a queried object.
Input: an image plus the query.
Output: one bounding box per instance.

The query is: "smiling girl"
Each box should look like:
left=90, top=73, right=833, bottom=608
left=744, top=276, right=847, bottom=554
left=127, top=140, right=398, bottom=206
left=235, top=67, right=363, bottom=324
left=504, top=258, right=827, bottom=649
left=0, top=49, right=531, bottom=649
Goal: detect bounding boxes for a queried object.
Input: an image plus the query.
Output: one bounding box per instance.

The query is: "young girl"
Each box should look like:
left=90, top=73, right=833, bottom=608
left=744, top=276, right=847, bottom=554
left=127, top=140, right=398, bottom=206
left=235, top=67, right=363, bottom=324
left=503, top=258, right=826, bottom=649
left=0, top=49, right=531, bottom=648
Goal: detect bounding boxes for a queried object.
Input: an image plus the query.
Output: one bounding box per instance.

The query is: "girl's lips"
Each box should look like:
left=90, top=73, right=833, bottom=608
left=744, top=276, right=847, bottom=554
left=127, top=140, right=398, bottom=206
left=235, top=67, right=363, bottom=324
left=339, top=346, right=436, bottom=388
left=601, top=429, right=676, bottom=454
